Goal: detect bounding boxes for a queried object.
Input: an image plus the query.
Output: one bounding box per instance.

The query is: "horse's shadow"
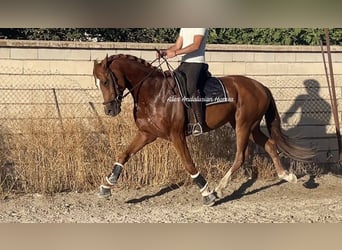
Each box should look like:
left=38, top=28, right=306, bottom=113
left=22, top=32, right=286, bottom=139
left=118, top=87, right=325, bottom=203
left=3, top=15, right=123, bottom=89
left=125, top=182, right=184, bottom=204
left=214, top=178, right=287, bottom=206
left=125, top=178, right=290, bottom=205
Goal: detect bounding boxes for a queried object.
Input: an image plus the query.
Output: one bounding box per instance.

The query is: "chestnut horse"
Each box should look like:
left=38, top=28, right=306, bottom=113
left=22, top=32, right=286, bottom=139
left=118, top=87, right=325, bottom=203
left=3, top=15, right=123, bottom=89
left=93, top=54, right=314, bottom=206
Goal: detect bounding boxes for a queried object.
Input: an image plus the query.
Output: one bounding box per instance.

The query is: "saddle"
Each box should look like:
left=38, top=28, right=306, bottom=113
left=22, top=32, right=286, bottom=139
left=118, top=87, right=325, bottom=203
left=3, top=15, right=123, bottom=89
left=173, top=71, right=232, bottom=135
left=173, top=71, right=231, bottom=107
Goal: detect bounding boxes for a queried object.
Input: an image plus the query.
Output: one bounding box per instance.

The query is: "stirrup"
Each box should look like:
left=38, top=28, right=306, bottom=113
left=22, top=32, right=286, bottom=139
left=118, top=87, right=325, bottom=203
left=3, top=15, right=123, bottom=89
left=192, top=123, right=203, bottom=136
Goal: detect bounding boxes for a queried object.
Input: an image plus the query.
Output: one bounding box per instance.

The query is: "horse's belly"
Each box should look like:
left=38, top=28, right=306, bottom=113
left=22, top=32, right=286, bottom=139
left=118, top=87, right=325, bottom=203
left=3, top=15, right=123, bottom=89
left=206, top=102, right=236, bottom=129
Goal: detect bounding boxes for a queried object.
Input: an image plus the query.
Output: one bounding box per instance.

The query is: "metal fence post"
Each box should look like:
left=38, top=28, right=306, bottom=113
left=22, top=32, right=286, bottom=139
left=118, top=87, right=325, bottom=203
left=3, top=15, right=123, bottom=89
left=89, top=101, right=106, bottom=134
left=52, top=88, right=65, bottom=133
left=321, top=28, right=342, bottom=162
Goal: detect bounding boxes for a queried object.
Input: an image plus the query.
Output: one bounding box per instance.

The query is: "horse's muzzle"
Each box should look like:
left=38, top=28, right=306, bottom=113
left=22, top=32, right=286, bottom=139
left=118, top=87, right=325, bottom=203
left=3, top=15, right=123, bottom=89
left=104, top=101, right=121, bottom=116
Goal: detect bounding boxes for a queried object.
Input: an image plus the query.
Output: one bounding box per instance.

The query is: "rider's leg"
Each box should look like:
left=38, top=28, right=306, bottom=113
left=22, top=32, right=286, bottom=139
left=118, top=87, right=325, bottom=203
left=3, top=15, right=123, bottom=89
left=178, top=62, right=207, bottom=136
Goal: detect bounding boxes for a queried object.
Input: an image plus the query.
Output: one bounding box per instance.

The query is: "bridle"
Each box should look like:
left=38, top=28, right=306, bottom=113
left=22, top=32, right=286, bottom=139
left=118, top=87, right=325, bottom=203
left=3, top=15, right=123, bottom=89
left=101, top=69, right=123, bottom=105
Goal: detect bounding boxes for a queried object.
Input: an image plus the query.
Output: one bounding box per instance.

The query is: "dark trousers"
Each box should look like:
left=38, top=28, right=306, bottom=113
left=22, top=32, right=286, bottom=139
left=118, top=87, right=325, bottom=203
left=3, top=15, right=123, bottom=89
left=176, top=62, right=208, bottom=97
left=176, top=62, right=209, bottom=127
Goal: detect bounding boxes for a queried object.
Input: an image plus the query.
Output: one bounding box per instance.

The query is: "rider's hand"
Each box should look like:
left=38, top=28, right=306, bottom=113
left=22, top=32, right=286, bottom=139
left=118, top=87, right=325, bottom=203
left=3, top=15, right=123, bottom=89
left=165, top=50, right=177, bottom=59
left=156, top=49, right=166, bottom=59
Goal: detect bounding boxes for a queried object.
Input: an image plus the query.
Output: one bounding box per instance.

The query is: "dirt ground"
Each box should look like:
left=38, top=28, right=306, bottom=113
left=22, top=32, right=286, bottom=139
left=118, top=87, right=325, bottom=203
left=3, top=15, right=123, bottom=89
left=1, top=173, right=341, bottom=223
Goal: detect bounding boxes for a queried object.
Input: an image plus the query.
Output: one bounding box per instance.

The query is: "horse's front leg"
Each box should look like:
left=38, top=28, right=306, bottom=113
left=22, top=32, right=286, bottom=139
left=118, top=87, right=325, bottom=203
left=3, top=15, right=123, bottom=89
left=98, top=131, right=156, bottom=198
left=171, top=134, right=217, bottom=206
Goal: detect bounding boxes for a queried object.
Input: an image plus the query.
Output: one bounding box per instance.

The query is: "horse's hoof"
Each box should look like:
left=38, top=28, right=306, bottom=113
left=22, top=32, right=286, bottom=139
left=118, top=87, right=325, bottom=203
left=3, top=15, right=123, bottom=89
left=98, top=185, right=111, bottom=199
left=279, top=172, right=297, bottom=183
left=214, top=187, right=224, bottom=199
left=286, top=173, right=298, bottom=183
left=203, top=192, right=218, bottom=207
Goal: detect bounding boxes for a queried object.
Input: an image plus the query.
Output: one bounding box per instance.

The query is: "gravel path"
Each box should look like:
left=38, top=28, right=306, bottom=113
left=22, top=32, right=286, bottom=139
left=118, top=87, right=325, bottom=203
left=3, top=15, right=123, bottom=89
left=1, top=174, right=341, bottom=223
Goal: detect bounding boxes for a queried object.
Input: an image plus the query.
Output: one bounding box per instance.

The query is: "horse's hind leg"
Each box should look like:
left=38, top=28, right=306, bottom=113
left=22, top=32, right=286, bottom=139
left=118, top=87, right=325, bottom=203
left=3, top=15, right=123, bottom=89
left=215, top=123, right=251, bottom=198
left=171, top=133, right=217, bottom=206
left=251, top=127, right=297, bottom=183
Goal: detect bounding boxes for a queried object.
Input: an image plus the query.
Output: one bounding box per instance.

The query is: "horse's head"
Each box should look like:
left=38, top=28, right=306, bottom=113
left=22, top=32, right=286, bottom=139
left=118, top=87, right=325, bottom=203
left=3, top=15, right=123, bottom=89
left=93, top=55, right=124, bottom=117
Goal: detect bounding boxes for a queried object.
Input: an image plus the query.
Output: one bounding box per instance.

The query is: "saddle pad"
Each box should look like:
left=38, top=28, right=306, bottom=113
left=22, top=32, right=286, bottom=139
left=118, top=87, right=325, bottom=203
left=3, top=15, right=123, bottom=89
left=202, top=77, right=232, bottom=106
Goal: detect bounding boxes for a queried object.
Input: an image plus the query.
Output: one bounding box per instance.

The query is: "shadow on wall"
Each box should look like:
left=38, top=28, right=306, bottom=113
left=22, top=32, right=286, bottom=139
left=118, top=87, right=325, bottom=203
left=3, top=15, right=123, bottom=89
left=282, top=79, right=335, bottom=163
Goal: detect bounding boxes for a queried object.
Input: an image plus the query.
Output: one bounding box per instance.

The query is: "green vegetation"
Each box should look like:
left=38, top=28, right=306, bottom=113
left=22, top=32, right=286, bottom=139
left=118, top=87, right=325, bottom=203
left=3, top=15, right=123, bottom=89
left=0, top=28, right=341, bottom=45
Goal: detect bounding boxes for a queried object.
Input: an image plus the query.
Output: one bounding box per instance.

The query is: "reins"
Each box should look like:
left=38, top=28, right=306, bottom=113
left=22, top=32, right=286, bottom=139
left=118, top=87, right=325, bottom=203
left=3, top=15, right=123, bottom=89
left=118, top=49, right=178, bottom=100
left=120, top=56, right=166, bottom=100
left=155, top=49, right=191, bottom=109
left=104, top=51, right=176, bottom=107
left=102, top=55, right=166, bottom=105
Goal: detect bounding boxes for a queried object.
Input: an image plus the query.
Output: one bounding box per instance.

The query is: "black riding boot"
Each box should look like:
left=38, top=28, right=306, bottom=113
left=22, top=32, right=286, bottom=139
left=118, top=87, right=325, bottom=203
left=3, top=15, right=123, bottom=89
left=191, top=96, right=206, bottom=136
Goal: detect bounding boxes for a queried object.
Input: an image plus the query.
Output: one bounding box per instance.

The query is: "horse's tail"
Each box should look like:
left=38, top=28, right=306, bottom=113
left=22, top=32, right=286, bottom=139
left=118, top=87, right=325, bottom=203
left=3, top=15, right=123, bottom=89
left=264, top=88, right=316, bottom=161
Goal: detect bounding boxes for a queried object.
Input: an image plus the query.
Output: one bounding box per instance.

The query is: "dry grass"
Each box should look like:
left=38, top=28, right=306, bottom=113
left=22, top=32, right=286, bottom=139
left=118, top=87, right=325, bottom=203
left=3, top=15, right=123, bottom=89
left=0, top=116, right=181, bottom=194
left=0, top=109, right=230, bottom=195
left=0, top=105, right=323, bottom=196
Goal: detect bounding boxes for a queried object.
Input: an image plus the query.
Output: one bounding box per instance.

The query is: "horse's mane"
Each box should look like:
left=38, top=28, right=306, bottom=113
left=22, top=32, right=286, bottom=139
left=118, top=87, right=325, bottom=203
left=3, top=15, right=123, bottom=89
left=107, top=54, right=171, bottom=76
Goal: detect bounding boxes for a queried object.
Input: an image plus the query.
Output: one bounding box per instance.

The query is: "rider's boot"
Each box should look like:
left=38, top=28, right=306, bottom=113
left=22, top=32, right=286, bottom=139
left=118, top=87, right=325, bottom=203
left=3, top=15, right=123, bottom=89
left=191, top=96, right=206, bottom=136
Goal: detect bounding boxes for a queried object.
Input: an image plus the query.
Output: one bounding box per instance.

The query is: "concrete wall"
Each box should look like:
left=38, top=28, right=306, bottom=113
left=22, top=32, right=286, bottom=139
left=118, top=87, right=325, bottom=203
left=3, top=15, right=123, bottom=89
left=1, top=40, right=342, bottom=163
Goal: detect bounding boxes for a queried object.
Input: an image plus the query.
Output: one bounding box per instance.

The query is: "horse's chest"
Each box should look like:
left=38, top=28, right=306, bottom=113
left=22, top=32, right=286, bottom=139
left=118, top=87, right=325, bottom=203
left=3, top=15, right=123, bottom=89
left=135, top=104, right=162, bottom=128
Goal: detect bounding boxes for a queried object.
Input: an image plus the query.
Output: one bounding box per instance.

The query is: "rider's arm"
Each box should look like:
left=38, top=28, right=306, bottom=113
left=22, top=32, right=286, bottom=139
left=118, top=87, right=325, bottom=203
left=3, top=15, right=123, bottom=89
left=173, top=34, right=204, bottom=56
left=165, top=34, right=203, bottom=59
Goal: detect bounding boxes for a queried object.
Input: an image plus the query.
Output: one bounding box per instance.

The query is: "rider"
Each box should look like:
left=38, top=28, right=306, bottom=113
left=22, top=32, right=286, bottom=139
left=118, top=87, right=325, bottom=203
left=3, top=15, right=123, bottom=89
left=159, top=28, right=209, bottom=136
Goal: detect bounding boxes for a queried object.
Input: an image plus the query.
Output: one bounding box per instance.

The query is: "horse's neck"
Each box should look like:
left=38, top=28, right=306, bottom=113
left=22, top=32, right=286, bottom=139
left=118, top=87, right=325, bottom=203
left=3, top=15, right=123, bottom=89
left=133, top=74, right=176, bottom=102
left=114, top=59, right=176, bottom=99
left=122, top=63, right=153, bottom=86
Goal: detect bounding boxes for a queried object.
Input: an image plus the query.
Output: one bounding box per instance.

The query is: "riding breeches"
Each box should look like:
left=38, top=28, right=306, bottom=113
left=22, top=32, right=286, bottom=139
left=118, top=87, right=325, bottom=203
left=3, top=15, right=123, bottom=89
left=176, top=62, right=209, bottom=97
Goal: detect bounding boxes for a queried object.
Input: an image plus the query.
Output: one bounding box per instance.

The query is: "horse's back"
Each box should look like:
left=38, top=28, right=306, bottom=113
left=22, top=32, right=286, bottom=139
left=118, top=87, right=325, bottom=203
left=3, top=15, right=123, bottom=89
left=218, top=75, right=271, bottom=119
left=220, top=75, right=266, bottom=89
left=220, top=75, right=269, bottom=99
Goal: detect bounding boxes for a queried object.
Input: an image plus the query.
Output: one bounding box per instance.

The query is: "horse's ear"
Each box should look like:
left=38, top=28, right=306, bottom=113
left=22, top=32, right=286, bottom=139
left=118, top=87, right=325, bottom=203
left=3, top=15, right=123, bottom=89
left=93, top=59, right=99, bottom=68
left=101, top=54, right=109, bottom=68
